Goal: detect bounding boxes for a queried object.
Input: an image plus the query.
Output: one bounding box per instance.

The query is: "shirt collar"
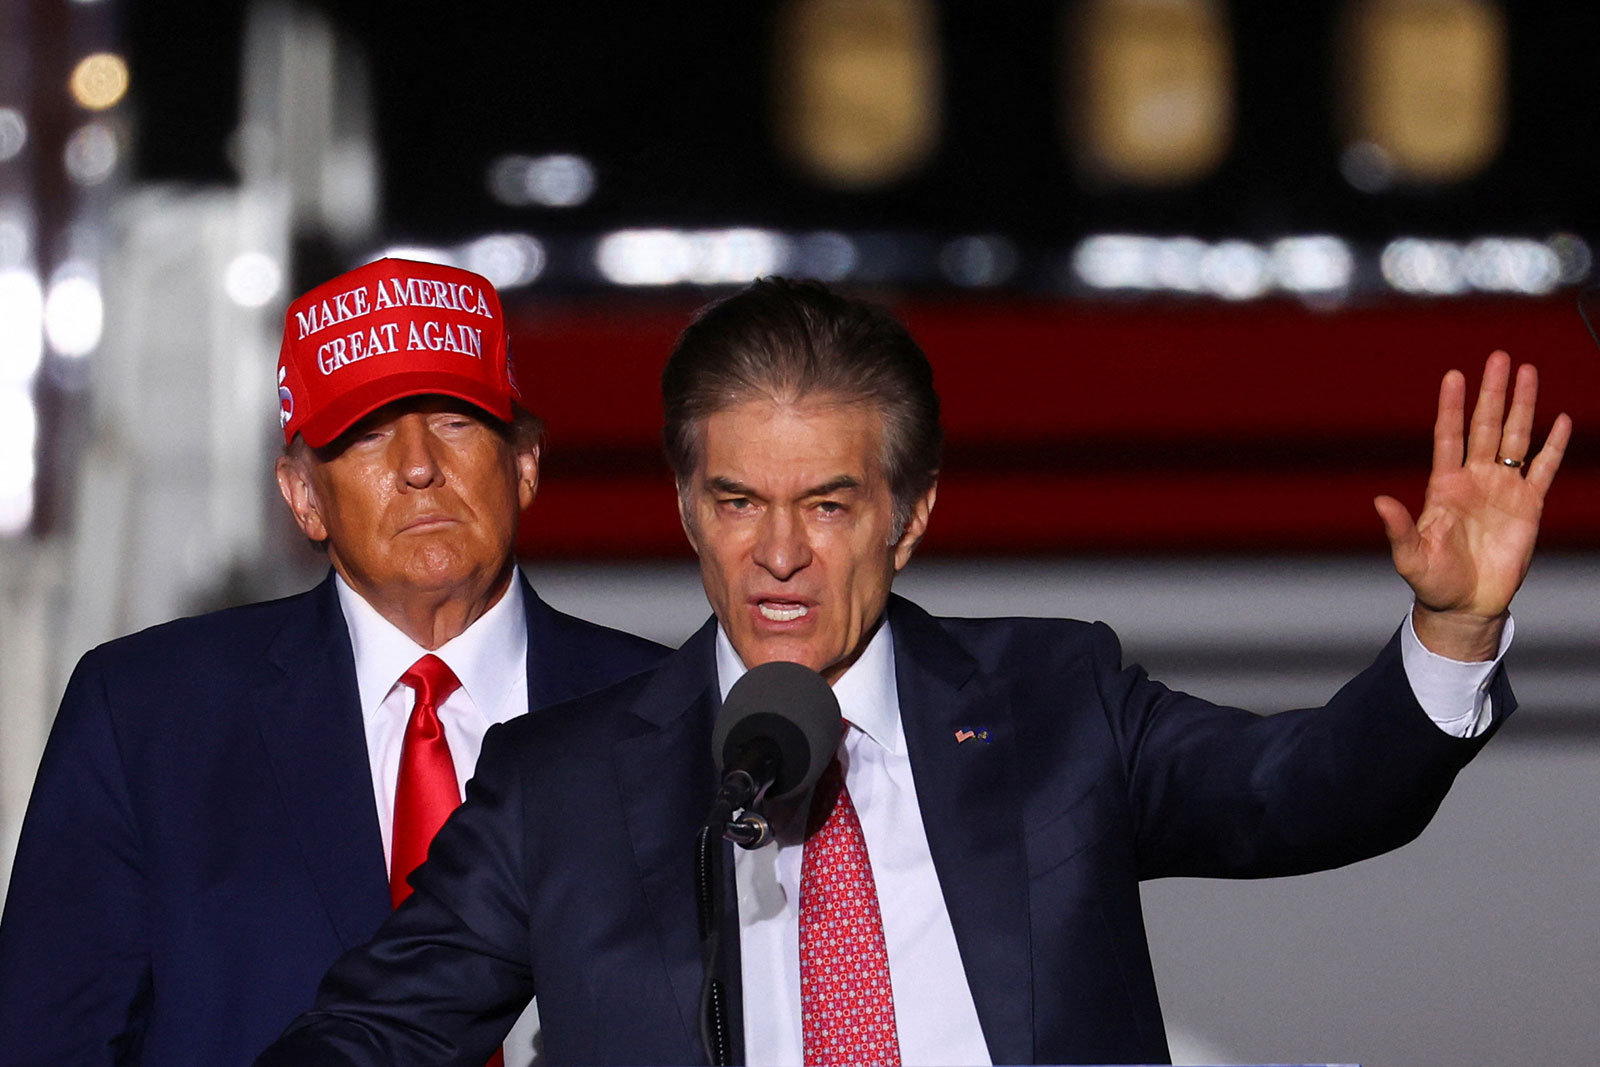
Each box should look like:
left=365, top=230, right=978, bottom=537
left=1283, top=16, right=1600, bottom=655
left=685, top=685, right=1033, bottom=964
left=713, top=617, right=903, bottom=756
left=336, top=571, right=527, bottom=720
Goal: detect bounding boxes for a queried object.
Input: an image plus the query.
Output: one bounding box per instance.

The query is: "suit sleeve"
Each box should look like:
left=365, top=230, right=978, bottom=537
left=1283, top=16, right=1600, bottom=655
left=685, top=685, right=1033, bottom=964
left=0, top=653, right=152, bottom=1065
left=1087, top=623, right=1512, bottom=880
left=256, top=722, right=535, bottom=1067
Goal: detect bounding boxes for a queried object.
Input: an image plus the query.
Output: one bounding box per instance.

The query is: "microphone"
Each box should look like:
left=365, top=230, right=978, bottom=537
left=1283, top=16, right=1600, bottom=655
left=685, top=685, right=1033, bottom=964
left=708, top=661, right=842, bottom=847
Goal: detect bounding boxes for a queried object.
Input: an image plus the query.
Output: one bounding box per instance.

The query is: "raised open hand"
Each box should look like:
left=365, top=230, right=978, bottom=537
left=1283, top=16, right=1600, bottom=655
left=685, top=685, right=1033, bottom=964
left=1373, top=351, right=1571, bottom=661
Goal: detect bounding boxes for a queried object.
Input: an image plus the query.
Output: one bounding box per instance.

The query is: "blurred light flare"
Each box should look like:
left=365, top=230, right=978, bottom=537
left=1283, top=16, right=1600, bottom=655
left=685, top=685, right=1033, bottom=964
left=44, top=265, right=103, bottom=357
left=1199, top=241, right=1269, bottom=300
left=0, top=108, right=27, bottom=162
left=223, top=252, right=283, bottom=308
left=0, top=384, right=37, bottom=536
left=462, top=234, right=545, bottom=289
left=1462, top=238, right=1561, bottom=294
left=64, top=121, right=119, bottom=185
left=487, top=153, right=597, bottom=208
left=0, top=213, right=29, bottom=269
left=69, top=53, right=130, bottom=111
left=939, top=235, right=1018, bottom=288
left=792, top=231, right=858, bottom=281
left=1270, top=236, right=1354, bottom=293
left=0, top=269, right=43, bottom=386
left=595, top=229, right=790, bottom=286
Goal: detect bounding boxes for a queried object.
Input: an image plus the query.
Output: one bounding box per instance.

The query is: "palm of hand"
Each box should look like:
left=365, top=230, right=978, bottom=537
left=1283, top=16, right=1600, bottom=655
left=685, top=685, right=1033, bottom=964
left=1400, top=460, right=1545, bottom=618
left=1374, top=351, right=1571, bottom=637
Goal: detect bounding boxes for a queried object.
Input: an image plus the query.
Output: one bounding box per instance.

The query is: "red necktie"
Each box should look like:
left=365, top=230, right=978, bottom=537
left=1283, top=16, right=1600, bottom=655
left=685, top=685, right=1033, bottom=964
left=389, top=654, right=462, bottom=908
left=799, top=750, right=902, bottom=1067
left=389, top=655, right=506, bottom=1067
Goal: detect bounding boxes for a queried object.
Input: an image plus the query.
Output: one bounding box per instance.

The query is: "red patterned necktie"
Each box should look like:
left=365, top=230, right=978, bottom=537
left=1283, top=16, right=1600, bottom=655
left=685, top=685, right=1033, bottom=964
left=799, top=749, right=902, bottom=1066
left=389, top=655, right=506, bottom=1067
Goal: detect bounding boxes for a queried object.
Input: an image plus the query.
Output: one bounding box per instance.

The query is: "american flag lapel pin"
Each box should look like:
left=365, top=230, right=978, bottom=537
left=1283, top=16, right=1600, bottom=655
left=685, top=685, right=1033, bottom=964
left=954, top=728, right=991, bottom=744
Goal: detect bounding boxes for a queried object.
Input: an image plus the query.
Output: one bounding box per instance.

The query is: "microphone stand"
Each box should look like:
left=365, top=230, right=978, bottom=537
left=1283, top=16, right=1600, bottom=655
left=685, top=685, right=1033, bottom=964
left=697, top=769, right=775, bottom=1066
left=695, top=822, right=734, bottom=1067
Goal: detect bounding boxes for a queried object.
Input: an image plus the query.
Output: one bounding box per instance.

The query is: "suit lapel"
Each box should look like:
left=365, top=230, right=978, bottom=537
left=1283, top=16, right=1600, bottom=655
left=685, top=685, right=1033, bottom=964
left=890, top=596, right=1034, bottom=1066
left=253, top=573, right=391, bottom=949
left=519, top=575, right=591, bottom=710
left=612, top=619, right=729, bottom=1062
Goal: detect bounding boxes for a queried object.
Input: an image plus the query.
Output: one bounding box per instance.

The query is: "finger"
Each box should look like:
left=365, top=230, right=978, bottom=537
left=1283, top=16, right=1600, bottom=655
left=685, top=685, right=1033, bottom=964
left=1431, top=369, right=1467, bottom=475
left=1374, top=494, right=1422, bottom=568
left=1465, top=351, right=1511, bottom=464
left=1525, top=412, right=1572, bottom=497
left=1497, top=361, right=1539, bottom=463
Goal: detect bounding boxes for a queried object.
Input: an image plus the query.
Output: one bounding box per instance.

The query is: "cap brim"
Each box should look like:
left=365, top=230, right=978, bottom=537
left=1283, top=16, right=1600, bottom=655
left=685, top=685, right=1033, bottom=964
left=295, top=371, right=515, bottom=448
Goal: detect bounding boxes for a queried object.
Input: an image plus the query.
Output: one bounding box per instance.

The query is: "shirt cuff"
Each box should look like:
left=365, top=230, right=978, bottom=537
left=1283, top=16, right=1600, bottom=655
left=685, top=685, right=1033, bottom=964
left=1399, top=609, right=1513, bottom=739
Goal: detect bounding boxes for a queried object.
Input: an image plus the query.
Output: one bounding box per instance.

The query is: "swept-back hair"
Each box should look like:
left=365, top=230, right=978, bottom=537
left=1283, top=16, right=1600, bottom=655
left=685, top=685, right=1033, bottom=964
left=661, top=277, right=941, bottom=532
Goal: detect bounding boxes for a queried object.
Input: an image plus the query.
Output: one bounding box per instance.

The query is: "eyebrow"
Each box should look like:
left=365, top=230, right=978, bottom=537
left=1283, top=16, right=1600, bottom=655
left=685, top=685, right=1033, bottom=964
left=704, top=475, right=862, bottom=498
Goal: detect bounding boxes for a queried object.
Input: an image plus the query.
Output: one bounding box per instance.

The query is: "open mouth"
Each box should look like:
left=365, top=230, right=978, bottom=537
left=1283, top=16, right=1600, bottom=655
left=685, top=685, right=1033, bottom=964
left=756, top=600, right=810, bottom=622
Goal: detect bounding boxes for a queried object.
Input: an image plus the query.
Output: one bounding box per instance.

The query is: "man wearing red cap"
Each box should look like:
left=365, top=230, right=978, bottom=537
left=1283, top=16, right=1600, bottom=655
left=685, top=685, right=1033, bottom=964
left=0, top=259, right=666, bottom=1066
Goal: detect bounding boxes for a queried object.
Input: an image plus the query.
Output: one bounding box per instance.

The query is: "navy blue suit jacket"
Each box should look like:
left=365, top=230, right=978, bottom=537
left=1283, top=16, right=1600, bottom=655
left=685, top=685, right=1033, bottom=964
left=261, top=594, right=1508, bottom=1066
left=0, top=571, right=666, bottom=1067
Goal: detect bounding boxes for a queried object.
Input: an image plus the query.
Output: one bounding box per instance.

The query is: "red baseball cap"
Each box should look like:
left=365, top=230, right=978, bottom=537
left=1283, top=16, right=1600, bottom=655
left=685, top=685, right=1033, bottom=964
left=276, top=258, right=522, bottom=448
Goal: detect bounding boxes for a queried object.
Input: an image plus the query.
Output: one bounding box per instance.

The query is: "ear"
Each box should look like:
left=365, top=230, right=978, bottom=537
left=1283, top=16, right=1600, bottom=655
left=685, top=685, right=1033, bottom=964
left=515, top=443, right=541, bottom=512
left=891, top=480, right=938, bottom=572
left=275, top=453, right=330, bottom=544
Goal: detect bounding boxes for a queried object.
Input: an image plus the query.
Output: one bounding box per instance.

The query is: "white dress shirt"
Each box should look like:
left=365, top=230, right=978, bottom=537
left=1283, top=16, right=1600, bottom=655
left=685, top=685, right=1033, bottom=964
left=335, top=573, right=541, bottom=1067
left=336, top=573, right=531, bottom=869
left=726, top=610, right=1508, bottom=1067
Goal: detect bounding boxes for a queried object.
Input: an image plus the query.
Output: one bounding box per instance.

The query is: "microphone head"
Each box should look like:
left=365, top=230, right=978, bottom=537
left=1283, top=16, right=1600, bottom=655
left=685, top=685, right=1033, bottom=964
left=712, top=661, right=842, bottom=801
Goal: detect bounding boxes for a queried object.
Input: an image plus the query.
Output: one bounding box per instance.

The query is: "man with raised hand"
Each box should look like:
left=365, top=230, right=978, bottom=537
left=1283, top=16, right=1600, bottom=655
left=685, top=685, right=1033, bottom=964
left=0, top=259, right=666, bottom=1066
left=259, top=277, right=1568, bottom=1066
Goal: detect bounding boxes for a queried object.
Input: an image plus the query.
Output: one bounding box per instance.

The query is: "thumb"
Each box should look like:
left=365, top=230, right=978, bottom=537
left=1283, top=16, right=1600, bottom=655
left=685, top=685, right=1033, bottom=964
left=1373, top=495, right=1421, bottom=566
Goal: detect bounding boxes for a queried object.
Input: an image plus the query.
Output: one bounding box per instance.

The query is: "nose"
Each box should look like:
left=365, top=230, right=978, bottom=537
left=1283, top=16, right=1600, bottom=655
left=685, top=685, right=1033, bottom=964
left=391, top=415, right=445, bottom=490
left=751, top=506, right=812, bottom=580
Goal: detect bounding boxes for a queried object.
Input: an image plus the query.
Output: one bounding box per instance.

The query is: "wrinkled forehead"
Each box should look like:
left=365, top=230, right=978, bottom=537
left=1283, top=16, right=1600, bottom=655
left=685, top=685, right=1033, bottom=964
left=694, top=394, right=890, bottom=490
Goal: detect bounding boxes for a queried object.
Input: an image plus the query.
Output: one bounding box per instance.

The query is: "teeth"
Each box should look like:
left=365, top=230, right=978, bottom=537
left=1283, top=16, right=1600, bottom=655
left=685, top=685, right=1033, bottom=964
left=758, top=602, right=808, bottom=622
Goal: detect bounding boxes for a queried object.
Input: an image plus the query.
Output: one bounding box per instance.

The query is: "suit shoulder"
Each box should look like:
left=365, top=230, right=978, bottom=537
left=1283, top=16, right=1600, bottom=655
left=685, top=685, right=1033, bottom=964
left=926, top=612, right=1121, bottom=670
left=74, top=585, right=323, bottom=677
left=527, top=596, right=670, bottom=688
left=487, top=666, right=658, bottom=755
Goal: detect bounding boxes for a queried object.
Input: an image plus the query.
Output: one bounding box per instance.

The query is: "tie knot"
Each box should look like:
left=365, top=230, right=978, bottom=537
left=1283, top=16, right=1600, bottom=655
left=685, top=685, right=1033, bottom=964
left=400, top=654, right=461, bottom=709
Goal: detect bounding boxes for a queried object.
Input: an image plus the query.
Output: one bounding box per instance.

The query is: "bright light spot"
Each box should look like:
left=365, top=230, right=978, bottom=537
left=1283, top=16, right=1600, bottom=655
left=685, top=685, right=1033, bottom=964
left=1073, top=235, right=1149, bottom=289
left=63, top=121, right=118, bottom=185
left=44, top=266, right=102, bottom=357
left=224, top=252, right=283, bottom=308
left=1340, top=140, right=1395, bottom=194
left=939, top=235, right=1019, bottom=288
left=1150, top=238, right=1207, bottom=292
left=462, top=233, right=545, bottom=289
left=595, top=229, right=790, bottom=286
left=0, top=269, right=43, bottom=386
left=0, top=214, right=28, bottom=269
left=68, top=53, right=130, bottom=111
left=0, top=385, right=36, bottom=535
left=377, top=245, right=459, bottom=267
left=1073, top=235, right=1209, bottom=292
left=1381, top=238, right=1467, bottom=295
left=0, top=108, right=26, bottom=162
left=792, top=231, right=857, bottom=281
left=487, top=153, right=597, bottom=208
left=1463, top=238, right=1562, bottom=295
left=1547, top=233, right=1593, bottom=285
left=1270, top=236, right=1354, bottom=293
left=1200, top=241, right=1270, bottom=300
